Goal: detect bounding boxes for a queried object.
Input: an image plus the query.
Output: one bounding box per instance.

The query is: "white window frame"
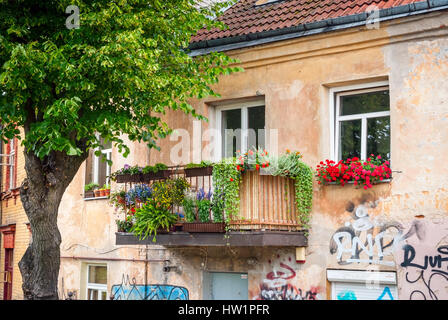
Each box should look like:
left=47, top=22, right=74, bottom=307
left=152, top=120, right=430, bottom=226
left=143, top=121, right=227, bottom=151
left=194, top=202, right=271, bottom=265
left=214, top=100, right=266, bottom=161
left=86, top=264, right=108, bottom=300
left=329, top=81, right=390, bottom=162
left=8, top=139, right=15, bottom=190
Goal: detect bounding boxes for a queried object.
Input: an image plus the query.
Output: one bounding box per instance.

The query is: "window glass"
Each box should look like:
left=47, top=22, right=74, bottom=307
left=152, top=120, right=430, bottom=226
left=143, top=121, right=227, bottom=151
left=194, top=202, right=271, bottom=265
left=88, top=289, right=98, bottom=300
left=84, top=137, right=111, bottom=191
left=336, top=87, right=390, bottom=161
left=84, top=149, right=94, bottom=185
left=88, top=265, right=107, bottom=284
left=97, top=157, right=108, bottom=187
left=248, top=106, right=265, bottom=151
left=340, top=90, right=389, bottom=116
left=99, top=137, right=112, bottom=150
left=221, top=108, right=242, bottom=158
left=367, top=117, right=390, bottom=161
left=339, top=119, right=361, bottom=160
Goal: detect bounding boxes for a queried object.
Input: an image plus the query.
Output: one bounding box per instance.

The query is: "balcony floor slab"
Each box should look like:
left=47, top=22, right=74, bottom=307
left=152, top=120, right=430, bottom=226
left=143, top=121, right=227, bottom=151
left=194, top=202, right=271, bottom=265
left=116, top=230, right=307, bottom=247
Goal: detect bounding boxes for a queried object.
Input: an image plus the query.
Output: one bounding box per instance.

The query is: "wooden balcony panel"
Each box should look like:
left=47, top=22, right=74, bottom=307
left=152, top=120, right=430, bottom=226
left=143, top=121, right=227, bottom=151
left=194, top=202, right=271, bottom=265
left=230, top=171, right=301, bottom=231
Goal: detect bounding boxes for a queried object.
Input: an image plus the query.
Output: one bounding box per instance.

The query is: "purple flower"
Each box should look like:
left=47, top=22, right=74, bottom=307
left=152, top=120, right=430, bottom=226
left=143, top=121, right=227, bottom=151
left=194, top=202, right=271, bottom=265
left=197, top=188, right=206, bottom=201
left=123, top=164, right=130, bottom=169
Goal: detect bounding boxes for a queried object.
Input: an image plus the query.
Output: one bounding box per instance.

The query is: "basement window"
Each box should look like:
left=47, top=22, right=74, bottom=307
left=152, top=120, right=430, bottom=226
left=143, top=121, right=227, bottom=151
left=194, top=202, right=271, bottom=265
left=86, top=264, right=108, bottom=300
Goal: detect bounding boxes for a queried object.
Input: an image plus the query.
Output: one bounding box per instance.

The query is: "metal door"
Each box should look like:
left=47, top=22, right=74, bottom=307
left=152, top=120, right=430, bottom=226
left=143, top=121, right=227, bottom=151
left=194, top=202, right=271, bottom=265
left=204, top=272, right=248, bottom=300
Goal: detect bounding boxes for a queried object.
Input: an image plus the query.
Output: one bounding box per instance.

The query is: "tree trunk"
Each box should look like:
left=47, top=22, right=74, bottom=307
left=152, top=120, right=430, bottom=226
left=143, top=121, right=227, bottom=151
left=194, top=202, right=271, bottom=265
left=18, top=147, right=87, bottom=300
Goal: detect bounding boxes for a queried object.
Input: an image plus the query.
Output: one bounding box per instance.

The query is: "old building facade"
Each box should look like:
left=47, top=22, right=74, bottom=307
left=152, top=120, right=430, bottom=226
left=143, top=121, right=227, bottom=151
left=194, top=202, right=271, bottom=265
left=57, top=0, right=448, bottom=300
left=1, top=0, right=448, bottom=300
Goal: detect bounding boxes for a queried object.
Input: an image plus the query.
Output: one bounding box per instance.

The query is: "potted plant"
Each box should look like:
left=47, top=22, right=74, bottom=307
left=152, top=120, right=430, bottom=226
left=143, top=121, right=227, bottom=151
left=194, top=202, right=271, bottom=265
left=131, top=199, right=179, bottom=242
left=110, top=164, right=143, bottom=183
left=116, top=217, right=133, bottom=233
left=184, top=160, right=213, bottom=177
left=109, top=190, right=127, bottom=211
left=236, top=148, right=270, bottom=173
left=93, top=185, right=102, bottom=197
left=84, top=183, right=99, bottom=198
left=315, top=154, right=391, bottom=189
left=103, top=184, right=111, bottom=197
left=182, top=188, right=225, bottom=233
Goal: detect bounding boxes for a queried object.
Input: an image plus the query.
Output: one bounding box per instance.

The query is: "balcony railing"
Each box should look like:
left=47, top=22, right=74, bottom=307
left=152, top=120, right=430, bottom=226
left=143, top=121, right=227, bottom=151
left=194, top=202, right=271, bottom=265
left=233, top=170, right=300, bottom=231
left=115, top=165, right=302, bottom=233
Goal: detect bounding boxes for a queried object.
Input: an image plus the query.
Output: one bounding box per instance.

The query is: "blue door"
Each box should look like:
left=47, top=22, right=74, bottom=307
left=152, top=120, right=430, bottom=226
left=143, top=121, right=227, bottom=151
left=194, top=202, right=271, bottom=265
left=204, top=272, right=248, bottom=300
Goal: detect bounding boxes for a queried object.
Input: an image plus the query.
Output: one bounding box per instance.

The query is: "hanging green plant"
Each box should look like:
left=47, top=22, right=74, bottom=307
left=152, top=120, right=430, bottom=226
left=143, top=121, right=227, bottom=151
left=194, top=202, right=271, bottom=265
left=262, top=149, right=313, bottom=232
left=212, top=158, right=241, bottom=229
left=293, top=161, right=313, bottom=231
left=131, top=199, right=178, bottom=242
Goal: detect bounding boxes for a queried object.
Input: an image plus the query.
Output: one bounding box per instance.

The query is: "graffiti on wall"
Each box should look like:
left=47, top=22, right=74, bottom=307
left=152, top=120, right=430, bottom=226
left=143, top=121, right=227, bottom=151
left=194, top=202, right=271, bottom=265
left=395, top=220, right=448, bottom=300
left=329, top=195, right=404, bottom=266
left=110, top=275, right=189, bottom=300
left=252, top=255, right=321, bottom=300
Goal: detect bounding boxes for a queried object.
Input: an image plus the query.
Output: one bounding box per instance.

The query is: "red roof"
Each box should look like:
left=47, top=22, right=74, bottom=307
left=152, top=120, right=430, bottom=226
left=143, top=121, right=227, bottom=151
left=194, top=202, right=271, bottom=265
left=191, top=0, right=428, bottom=44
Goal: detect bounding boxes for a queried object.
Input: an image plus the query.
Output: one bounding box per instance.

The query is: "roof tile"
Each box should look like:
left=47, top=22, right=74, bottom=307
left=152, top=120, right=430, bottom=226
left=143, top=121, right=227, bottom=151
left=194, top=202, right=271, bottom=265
left=191, top=0, right=426, bottom=43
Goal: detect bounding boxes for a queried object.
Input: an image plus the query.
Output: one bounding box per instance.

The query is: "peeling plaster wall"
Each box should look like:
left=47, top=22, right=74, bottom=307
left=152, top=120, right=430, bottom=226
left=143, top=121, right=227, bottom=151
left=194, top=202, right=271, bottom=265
left=57, top=12, right=448, bottom=300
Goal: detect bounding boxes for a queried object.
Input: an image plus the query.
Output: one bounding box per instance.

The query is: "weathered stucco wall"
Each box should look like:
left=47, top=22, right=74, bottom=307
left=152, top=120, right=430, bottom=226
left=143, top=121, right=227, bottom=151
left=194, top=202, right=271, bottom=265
left=57, top=12, right=448, bottom=300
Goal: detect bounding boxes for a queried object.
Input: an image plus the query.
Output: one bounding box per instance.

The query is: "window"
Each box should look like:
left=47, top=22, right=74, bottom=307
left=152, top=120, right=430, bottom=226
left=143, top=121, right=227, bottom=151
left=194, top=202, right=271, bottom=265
left=4, top=138, right=17, bottom=191
left=86, top=265, right=108, bottom=300
left=332, top=82, right=390, bottom=162
left=327, top=269, right=398, bottom=300
left=215, top=101, right=266, bottom=159
left=85, top=137, right=112, bottom=190
left=8, top=139, right=15, bottom=190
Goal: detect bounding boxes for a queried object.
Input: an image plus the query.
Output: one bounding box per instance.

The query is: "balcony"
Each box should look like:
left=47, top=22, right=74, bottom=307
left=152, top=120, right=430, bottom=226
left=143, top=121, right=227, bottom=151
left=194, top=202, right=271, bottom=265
left=114, top=164, right=308, bottom=247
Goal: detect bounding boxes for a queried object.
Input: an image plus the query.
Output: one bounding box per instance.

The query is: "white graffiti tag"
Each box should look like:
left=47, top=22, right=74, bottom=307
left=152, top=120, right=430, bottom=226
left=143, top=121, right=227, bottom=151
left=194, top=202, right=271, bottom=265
left=330, top=199, right=404, bottom=266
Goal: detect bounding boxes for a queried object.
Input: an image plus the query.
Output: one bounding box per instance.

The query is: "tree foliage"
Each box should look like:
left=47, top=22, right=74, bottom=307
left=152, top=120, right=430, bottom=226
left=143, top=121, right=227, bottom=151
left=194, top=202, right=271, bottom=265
left=0, top=0, right=241, bottom=158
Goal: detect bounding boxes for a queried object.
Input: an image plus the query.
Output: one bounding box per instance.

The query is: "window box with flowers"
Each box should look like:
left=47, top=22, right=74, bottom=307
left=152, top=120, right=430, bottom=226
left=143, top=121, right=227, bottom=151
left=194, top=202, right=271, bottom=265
left=141, top=163, right=170, bottom=182
left=110, top=164, right=171, bottom=183
left=184, top=161, right=213, bottom=177
left=315, top=155, right=391, bottom=189
left=84, top=183, right=99, bottom=199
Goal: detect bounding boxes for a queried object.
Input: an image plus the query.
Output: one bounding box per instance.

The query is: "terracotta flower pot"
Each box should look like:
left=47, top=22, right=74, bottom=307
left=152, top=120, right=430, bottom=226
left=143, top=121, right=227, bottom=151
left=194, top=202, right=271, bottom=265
left=117, top=196, right=125, bottom=204
left=94, top=189, right=101, bottom=197
left=99, top=189, right=106, bottom=197
left=104, top=189, right=111, bottom=197
left=84, top=190, right=95, bottom=199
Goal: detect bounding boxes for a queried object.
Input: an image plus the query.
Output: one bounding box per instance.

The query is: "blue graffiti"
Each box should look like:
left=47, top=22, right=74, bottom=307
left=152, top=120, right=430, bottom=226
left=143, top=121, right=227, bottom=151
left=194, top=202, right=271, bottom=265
left=111, top=275, right=189, bottom=300
left=377, top=286, right=394, bottom=300
left=337, top=290, right=357, bottom=300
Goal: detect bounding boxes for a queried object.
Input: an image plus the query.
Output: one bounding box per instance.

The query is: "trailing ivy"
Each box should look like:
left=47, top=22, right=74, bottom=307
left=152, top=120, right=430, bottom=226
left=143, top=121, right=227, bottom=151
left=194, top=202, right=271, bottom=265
left=212, top=158, right=242, bottom=229
left=293, top=162, right=313, bottom=231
